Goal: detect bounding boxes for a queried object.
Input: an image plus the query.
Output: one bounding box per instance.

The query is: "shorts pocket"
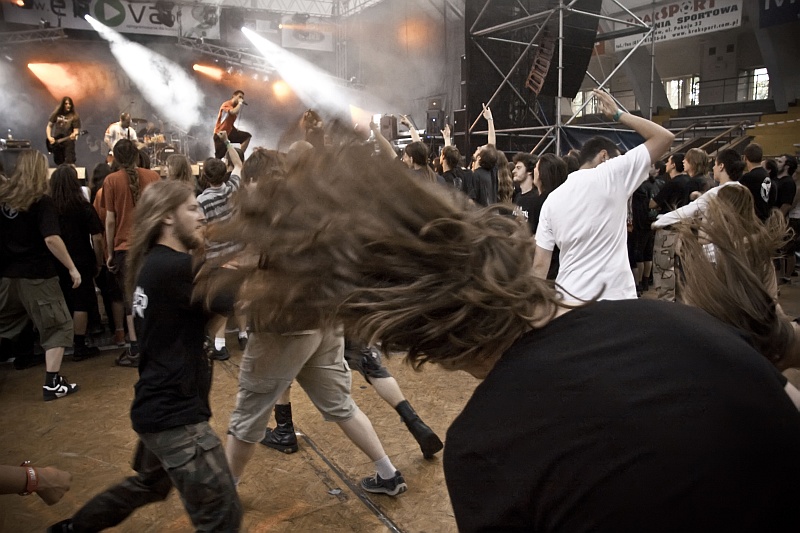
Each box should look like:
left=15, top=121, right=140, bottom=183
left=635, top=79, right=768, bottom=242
left=36, top=298, right=71, bottom=329
left=160, top=433, right=221, bottom=470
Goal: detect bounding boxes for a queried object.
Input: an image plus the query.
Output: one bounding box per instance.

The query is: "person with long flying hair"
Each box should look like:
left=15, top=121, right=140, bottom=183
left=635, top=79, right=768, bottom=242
left=199, top=122, right=800, bottom=531
left=49, top=165, right=105, bottom=361
left=48, top=180, right=242, bottom=532
left=0, top=150, right=80, bottom=400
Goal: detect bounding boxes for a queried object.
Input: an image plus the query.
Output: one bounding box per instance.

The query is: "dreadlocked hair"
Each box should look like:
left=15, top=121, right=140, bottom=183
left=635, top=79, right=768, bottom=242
left=113, top=139, right=141, bottom=203
left=197, top=127, right=565, bottom=371
left=676, top=184, right=793, bottom=367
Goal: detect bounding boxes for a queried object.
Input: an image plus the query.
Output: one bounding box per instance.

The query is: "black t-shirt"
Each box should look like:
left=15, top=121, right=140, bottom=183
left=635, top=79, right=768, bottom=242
left=444, top=299, right=800, bottom=532
left=513, top=188, right=541, bottom=234
left=775, top=174, right=797, bottom=210
left=740, top=167, right=776, bottom=221
left=57, top=202, right=103, bottom=271
left=653, top=173, right=690, bottom=214
left=0, top=195, right=60, bottom=279
left=48, top=111, right=81, bottom=138
left=130, top=246, right=215, bottom=434
left=441, top=169, right=464, bottom=191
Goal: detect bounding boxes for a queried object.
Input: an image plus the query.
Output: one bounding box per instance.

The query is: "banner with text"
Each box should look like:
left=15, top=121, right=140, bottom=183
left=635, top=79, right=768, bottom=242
left=1, top=1, right=221, bottom=39
left=614, top=0, right=742, bottom=52
left=759, top=0, right=800, bottom=28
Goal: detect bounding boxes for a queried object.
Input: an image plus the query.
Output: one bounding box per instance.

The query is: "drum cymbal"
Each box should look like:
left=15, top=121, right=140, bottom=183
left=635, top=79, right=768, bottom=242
left=130, top=117, right=148, bottom=124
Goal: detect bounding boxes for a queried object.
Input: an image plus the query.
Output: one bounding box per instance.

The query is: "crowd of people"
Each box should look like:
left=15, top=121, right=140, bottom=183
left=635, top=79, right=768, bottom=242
left=2, top=86, right=800, bottom=531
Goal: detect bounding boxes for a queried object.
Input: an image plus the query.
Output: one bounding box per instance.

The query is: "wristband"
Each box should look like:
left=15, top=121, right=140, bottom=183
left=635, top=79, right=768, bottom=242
left=19, top=462, right=38, bottom=495
left=225, top=141, right=232, bottom=147
left=613, top=109, right=624, bottom=121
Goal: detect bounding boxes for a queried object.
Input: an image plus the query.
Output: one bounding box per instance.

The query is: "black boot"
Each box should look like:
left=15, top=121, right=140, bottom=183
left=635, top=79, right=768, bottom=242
left=261, top=403, right=298, bottom=454
left=395, top=400, right=443, bottom=459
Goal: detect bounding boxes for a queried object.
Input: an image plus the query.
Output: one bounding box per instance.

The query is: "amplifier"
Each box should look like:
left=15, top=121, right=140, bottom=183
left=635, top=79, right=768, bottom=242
left=1, top=139, right=32, bottom=150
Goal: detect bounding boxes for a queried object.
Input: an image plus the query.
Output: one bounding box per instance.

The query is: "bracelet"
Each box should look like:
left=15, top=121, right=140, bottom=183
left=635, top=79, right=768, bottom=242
left=19, top=462, right=38, bottom=495
left=613, top=109, right=624, bottom=121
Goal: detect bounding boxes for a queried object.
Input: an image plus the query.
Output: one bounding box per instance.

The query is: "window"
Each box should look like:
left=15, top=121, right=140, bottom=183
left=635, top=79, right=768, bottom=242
left=737, top=68, right=770, bottom=101
left=571, top=90, right=598, bottom=118
left=663, top=75, right=699, bottom=109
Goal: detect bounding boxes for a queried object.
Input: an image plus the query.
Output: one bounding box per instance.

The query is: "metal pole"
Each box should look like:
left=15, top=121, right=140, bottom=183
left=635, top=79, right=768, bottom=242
left=556, top=1, right=564, bottom=155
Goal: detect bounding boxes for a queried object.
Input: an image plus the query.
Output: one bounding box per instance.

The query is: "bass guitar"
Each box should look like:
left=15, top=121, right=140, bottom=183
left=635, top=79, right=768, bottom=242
left=46, top=129, right=88, bottom=153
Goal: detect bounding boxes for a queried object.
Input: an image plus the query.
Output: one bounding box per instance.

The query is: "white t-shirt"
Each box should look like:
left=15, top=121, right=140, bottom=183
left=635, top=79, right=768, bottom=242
left=535, top=143, right=651, bottom=303
left=104, top=122, right=138, bottom=151
left=652, top=180, right=745, bottom=228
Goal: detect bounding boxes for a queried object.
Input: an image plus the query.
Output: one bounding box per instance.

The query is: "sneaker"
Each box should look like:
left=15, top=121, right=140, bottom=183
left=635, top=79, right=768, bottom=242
left=210, top=346, right=230, bottom=361
left=238, top=335, right=248, bottom=351
left=360, top=471, right=407, bottom=496
left=115, top=349, right=140, bottom=367
left=43, top=375, right=79, bottom=401
left=113, top=330, right=126, bottom=346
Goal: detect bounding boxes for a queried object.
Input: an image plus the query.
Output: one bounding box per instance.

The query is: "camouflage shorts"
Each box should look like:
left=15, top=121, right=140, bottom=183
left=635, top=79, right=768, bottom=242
left=653, top=228, right=679, bottom=301
left=137, top=422, right=241, bottom=531
left=343, top=341, right=392, bottom=382
left=72, top=422, right=241, bottom=532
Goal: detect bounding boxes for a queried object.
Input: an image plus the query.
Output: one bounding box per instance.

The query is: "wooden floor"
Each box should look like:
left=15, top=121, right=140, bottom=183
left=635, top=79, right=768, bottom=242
left=0, top=334, right=476, bottom=532
left=2, top=280, right=800, bottom=532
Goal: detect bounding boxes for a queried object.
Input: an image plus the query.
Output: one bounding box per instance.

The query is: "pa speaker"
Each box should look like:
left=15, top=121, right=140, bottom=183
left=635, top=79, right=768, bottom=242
left=426, top=110, right=444, bottom=135
left=379, top=115, right=397, bottom=141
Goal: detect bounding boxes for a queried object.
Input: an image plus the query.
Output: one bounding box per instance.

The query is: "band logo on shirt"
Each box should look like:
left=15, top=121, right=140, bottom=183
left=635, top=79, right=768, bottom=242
left=133, top=286, right=149, bottom=318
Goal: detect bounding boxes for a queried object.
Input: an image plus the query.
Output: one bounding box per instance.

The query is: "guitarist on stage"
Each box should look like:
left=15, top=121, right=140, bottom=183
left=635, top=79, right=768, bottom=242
left=46, top=96, right=81, bottom=165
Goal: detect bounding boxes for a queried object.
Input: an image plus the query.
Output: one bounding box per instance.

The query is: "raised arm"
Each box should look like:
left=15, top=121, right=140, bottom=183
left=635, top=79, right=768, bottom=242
left=218, top=130, right=242, bottom=176
left=399, top=115, right=421, bottom=143
left=482, top=104, right=495, bottom=147
left=593, top=89, right=674, bottom=164
left=441, top=123, right=452, bottom=147
left=370, top=121, right=398, bottom=161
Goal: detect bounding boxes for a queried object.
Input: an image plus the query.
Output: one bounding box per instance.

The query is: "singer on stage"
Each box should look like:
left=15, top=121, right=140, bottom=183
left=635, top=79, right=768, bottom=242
left=213, top=90, right=251, bottom=159
left=46, top=96, right=81, bottom=165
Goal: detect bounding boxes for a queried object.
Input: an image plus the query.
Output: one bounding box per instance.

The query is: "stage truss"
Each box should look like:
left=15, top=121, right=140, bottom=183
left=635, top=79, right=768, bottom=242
left=467, top=0, right=654, bottom=155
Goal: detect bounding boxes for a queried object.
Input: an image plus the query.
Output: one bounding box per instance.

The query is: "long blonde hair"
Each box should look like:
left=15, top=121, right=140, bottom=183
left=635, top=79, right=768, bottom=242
left=0, top=150, right=49, bottom=212
left=125, top=180, right=194, bottom=297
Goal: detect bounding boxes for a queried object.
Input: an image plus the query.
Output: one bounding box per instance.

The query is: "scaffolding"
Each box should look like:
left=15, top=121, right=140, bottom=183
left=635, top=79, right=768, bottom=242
left=466, top=0, right=653, bottom=155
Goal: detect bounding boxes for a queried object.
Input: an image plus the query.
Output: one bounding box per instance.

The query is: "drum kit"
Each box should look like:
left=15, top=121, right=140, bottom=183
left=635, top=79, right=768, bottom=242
left=132, top=118, right=187, bottom=166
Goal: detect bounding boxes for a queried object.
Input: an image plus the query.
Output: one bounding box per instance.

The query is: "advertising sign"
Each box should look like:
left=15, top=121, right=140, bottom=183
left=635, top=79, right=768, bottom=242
left=2, top=1, right=221, bottom=39
left=614, top=0, right=742, bottom=52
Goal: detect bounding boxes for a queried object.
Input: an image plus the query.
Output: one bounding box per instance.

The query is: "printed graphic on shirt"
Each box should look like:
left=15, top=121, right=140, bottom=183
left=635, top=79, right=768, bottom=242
left=2, top=204, right=18, bottom=220
left=133, top=286, right=149, bottom=318
left=761, top=178, right=772, bottom=202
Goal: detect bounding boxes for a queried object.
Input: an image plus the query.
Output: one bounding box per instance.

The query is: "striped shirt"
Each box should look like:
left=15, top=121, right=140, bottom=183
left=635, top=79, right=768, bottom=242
left=197, top=173, right=241, bottom=259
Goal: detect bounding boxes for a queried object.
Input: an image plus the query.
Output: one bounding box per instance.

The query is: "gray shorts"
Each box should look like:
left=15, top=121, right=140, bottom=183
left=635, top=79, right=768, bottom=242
left=0, top=277, right=73, bottom=350
left=228, top=329, right=357, bottom=443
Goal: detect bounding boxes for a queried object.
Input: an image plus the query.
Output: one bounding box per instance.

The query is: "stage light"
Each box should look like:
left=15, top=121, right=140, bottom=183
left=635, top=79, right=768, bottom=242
left=85, top=15, right=204, bottom=129
left=73, top=0, right=90, bottom=18
left=193, top=64, right=223, bottom=80
left=272, top=80, right=290, bottom=100
left=27, top=62, right=118, bottom=102
left=155, top=1, right=175, bottom=28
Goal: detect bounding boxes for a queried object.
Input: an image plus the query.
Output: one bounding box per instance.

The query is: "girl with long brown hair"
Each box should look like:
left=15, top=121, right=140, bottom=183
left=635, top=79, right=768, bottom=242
left=49, top=164, right=105, bottom=361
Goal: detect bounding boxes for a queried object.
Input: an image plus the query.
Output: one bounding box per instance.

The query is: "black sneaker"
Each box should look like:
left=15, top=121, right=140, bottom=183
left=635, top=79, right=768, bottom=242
left=115, top=349, right=140, bottom=367
left=210, top=346, right=230, bottom=361
left=43, top=375, right=79, bottom=401
left=238, top=335, right=248, bottom=351
left=360, top=471, right=407, bottom=496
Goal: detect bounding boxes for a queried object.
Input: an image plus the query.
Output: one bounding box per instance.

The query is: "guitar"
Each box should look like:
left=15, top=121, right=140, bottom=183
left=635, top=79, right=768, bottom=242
left=46, top=129, right=88, bottom=153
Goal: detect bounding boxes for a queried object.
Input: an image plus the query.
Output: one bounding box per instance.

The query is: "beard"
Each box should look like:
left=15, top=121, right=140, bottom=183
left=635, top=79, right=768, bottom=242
left=176, top=223, right=203, bottom=251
